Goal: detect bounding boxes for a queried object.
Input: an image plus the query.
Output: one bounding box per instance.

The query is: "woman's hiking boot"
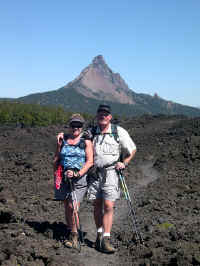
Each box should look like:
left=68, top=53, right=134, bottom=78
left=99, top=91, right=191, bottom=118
left=94, top=232, right=102, bottom=251
left=64, top=232, right=78, bottom=249
left=101, top=236, right=116, bottom=254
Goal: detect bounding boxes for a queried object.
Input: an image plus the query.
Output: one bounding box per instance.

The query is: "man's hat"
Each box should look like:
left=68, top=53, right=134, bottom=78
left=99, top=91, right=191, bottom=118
left=97, top=104, right=111, bottom=114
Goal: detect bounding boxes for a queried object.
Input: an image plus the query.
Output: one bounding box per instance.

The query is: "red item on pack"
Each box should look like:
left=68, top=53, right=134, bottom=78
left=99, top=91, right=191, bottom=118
left=55, top=165, right=63, bottom=190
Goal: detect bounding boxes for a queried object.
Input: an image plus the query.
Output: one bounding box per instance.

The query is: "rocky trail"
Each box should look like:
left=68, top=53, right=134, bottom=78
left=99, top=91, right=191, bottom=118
left=66, top=159, right=159, bottom=266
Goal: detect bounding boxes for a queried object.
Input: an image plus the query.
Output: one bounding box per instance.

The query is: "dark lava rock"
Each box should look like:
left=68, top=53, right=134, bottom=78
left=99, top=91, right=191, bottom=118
left=0, top=116, right=200, bottom=265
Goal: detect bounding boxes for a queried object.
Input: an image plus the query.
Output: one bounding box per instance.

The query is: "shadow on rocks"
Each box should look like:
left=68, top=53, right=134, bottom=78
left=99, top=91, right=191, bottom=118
left=26, top=220, right=70, bottom=241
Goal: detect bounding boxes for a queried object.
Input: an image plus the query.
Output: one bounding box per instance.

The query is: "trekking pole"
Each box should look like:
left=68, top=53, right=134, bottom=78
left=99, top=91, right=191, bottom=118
left=68, top=178, right=83, bottom=252
left=118, top=169, right=144, bottom=245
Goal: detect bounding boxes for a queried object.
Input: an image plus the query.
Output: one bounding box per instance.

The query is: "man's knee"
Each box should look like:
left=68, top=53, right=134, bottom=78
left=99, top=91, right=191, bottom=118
left=104, top=200, right=115, bottom=213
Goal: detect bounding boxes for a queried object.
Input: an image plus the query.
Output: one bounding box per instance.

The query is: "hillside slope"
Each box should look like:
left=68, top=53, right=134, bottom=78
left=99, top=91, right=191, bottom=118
left=2, top=55, right=200, bottom=117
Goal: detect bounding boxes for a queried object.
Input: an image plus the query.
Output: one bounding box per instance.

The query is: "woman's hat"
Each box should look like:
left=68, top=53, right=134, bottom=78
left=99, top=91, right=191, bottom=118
left=69, top=114, right=85, bottom=125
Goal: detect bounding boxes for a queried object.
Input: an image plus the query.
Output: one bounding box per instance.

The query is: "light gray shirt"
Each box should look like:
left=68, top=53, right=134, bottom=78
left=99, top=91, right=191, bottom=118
left=93, top=124, right=136, bottom=167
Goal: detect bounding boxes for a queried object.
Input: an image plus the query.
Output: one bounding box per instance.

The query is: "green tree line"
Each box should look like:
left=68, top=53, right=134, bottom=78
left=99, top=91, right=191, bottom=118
left=0, top=102, right=91, bottom=127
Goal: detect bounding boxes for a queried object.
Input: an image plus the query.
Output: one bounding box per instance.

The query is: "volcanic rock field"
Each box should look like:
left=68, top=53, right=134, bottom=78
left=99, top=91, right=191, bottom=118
left=0, top=114, right=200, bottom=266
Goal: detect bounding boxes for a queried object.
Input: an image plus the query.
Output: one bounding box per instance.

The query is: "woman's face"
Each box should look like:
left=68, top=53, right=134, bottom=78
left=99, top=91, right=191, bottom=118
left=70, top=122, right=83, bottom=137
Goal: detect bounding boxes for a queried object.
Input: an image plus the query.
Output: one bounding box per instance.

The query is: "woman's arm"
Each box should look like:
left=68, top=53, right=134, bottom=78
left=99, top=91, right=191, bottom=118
left=78, top=139, right=93, bottom=177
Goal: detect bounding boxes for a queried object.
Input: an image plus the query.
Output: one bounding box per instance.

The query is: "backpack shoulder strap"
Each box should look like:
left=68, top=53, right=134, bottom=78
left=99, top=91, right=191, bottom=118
left=91, top=125, right=98, bottom=136
left=90, top=124, right=120, bottom=143
left=79, top=136, right=86, bottom=149
left=111, top=123, right=120, bottom=143
left=62, top=134, right=86, bottom=150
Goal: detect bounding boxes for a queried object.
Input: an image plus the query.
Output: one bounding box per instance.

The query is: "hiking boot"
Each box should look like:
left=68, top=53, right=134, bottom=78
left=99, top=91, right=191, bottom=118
left=101, top=236, right=116, bottom=254
left=64, top=232, right=78, bottom=249
left=94, top=232, right=102, bottom=251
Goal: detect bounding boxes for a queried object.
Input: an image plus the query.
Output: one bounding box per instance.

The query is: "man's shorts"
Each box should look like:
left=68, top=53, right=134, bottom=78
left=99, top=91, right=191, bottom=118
left=54, top=174, right=87, bottom=202
left=87, top=168, right=120, bottom=202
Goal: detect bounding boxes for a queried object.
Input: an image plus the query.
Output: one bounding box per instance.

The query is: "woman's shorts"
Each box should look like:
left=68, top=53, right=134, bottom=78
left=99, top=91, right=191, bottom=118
left=54, top=174, right=87, bottom=202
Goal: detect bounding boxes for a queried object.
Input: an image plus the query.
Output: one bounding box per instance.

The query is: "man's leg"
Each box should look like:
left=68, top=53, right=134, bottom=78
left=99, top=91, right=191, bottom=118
left=101, top=199, right=116, bottom=253
left=93, top=198, right=103, bottom=229
left=93, top=198, right=104, bottom=250
left=102, top=199, right=115, bottom=234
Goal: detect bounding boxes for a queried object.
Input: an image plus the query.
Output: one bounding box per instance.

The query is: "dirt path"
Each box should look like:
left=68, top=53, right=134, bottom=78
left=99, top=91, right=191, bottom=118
left=66, top=161, right=160, bottom=266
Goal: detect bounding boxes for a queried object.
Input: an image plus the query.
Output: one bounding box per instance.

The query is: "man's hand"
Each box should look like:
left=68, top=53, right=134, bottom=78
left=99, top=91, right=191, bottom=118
left=115, top=162, right=126, bottom=170
left=57, top=132, right=64, bottom=146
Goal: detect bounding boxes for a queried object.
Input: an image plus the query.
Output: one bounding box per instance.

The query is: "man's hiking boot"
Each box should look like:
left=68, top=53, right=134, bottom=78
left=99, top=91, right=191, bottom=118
left=64, top=232, right=78, bottom=249
left=94, top=232, right=102, bottom=251
left=101, top=236, right=116, bottom=254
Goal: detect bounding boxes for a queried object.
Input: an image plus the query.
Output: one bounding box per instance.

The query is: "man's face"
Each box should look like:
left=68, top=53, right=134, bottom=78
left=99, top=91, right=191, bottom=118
left=97, top=111, right=112, bottom=126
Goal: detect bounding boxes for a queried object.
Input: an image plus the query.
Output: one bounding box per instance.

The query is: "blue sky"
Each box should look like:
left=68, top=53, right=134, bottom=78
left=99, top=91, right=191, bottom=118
left=0, top=0, right=200, bottom=107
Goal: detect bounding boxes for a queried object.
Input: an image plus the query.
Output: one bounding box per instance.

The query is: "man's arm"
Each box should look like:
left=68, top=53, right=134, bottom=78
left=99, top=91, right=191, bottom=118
left=115, top=126, right=137, bottom=170
left=115, top=148, right=136, bottom=170
left=79, top=139, right=93, bottom=177
left=53, top=132, right=64, bottom=172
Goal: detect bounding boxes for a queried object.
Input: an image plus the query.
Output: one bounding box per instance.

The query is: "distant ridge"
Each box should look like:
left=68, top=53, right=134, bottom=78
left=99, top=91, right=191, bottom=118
left=1, top=55, right=200, bottom=117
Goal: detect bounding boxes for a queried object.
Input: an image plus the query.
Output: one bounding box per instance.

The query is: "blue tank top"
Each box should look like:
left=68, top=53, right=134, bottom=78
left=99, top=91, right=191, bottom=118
left=59, top=138, right=86, bottom=170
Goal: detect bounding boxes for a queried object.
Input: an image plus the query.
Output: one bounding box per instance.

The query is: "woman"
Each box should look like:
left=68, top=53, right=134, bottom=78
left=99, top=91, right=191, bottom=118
left=54, top=113, right=93, bottom=248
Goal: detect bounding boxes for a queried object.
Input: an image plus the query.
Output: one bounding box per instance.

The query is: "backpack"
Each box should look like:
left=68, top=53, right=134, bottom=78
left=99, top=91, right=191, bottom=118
left=86, top=123, right=120, bottom=144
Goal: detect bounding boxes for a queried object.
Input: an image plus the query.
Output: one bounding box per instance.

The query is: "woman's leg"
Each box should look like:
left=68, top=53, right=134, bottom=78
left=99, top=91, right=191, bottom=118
left=64, top=199, right=80, bottom=232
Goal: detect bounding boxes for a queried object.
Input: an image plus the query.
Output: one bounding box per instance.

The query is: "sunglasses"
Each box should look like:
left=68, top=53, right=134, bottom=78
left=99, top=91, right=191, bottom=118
left=97, top=112, right=110, bottom=117
left=70, top=122, right=83, bottom=128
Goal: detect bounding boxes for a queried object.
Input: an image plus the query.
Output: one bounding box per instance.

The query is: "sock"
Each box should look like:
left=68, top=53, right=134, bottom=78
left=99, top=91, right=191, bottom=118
left=97, top=227, right=103, bottom=233
left=103, top=232, right=110, bottom=237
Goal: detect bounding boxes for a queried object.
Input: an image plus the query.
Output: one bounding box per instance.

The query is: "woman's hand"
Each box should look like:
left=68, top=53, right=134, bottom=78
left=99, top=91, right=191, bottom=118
left=65, top=169, right=74, bottom=179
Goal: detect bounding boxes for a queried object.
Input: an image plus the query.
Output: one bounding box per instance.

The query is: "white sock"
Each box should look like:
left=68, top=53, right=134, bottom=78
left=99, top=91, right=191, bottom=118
left=97, top=227, right=103, bottom=233
left=103, top=232, right=110, bottom=237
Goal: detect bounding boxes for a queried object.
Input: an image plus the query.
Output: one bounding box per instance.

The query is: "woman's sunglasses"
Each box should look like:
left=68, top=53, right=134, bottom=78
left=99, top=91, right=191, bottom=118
left=70, top=122, right=83, bottom=128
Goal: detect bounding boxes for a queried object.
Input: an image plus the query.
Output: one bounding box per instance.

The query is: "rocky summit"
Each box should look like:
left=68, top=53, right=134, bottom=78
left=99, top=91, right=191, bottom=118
left=0, top=114, right=200, bottom=265
left=14, top=55, right=200, bottom=117
left=64, top=55, right=135, bottom=104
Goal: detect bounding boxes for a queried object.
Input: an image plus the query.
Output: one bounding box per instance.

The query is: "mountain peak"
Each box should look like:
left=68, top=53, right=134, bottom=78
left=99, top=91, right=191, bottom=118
left=64, top=55, right=135, bottom=104
left=92, top=55, right=106, bottom=65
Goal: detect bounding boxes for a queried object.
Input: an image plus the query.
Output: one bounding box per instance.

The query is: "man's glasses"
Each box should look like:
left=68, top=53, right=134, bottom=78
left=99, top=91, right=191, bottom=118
left=97, top=112, right=110, bottom=117
left=70, top=122, right=83, bottom=128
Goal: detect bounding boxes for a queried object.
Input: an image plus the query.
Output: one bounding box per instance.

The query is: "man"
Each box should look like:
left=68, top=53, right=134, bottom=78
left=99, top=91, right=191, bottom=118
left=88, top=104, right=137, bottom=253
